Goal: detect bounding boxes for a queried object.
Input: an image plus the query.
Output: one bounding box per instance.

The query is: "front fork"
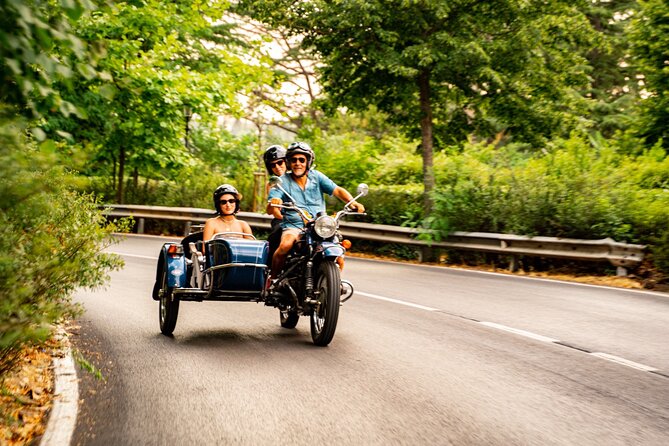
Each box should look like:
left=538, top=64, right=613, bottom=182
left=305, top=260, right=314, bottom=294
left=306, top=257, right=354, bottom=306
left=304, top=260, right=317, bottom=305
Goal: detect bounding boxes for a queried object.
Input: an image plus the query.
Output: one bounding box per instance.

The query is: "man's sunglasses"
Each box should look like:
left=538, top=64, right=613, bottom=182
left=219, top=199, right=238, bottom=205
left=271, top=159, right=285, bottom=167
left=289, top=157, right=307, bottom=164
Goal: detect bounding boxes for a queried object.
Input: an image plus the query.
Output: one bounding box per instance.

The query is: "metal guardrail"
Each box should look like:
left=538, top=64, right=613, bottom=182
left=102, top=204, right=646, bottom=275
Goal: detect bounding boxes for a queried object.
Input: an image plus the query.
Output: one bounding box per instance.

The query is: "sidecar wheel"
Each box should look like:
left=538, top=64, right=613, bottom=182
left=310, top=261, right=341, bottom=346
left=279, top=309, right=299, bottom=329
left=158, top=262, right=179, bottom=335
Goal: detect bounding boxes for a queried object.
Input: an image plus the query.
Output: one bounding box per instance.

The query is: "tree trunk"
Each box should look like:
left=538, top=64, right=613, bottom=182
left=418, top=71, right=435, bottom=220
left=116, top=146, right=125, bottom=204
left=111, top=154, right=117, bottom=195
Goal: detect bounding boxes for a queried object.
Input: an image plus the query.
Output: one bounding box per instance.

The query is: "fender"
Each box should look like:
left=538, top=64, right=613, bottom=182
left=162, top=243, right=187, bottom=288
left=319, top=241, right=345, bottom=260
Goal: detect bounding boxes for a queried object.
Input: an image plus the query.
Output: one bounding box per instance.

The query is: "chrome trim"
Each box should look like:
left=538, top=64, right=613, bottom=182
left=206, top=263, right=267, bottom=273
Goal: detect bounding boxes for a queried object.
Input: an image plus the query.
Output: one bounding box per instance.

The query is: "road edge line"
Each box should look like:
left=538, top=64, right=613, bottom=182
left=348, top=256, right=669, bottom=298
left=40, top=328, right=78, bottom=446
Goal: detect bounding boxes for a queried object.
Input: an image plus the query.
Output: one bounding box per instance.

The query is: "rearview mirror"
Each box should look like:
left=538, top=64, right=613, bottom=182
left=356, top=183, right=369, bottom=197
left=269, top=176, right=282, bottom=187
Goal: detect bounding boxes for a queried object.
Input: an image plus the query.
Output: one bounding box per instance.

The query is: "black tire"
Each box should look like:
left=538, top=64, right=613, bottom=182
left=310, top=261, right=341, bottom=346
left=280, top=308, right=299, bottom=329
left=158, top=257, right=179, bottom=336
left=152, top=252, right=165, bottom=301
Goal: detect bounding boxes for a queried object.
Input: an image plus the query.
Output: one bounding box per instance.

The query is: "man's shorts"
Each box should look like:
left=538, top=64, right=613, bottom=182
left=281, top=228, right=302, bottom=238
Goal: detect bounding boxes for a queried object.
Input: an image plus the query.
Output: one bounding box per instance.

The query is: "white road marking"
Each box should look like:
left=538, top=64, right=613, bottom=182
left=111, top=251, right=156, bottom=260
left=590, top=352, right=658, bottom=372
left=351, top=256, right=669, bottom=298
left=356, top=291, right=440, bottom=312
left=107, top=249, right=668, bottom=376
left=478, top=321, right=560, bottom=343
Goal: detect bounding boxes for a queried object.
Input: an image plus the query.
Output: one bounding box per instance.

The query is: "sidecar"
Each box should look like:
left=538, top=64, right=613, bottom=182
left=152, top=232, right=269, bottom=335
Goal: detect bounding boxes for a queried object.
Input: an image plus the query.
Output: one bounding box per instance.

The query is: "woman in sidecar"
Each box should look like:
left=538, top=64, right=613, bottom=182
left=152, top=184, right=268, bottom=335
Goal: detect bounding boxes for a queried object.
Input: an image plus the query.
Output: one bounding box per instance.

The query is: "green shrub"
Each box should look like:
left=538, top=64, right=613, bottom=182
left=325, top=183, right=423, bottom=227
left=0, top=117, right=125, bottom=378
left=427, top=136, right=669, bottom=276
left=651, top=230, right=669, bottom=276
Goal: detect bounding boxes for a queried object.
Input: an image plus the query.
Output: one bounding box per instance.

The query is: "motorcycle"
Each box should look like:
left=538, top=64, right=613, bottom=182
left=152, top=177, right=368, bottom=347
left=267, top=176, right=368, bottom=346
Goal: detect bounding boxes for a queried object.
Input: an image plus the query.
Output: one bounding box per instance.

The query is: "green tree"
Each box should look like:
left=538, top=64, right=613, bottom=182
left=0, top=115, right=125, bottom=376
left=0, top=1, right=125, bottom=378
left=582, top=0, right=640, bottom=137
left=240, top=0, right=595, bottom=218
left=48, top=0, right=276, bottom=202
left=0, top=0, right=100, bottom=119
left=629, top=0, right=669, bottom=148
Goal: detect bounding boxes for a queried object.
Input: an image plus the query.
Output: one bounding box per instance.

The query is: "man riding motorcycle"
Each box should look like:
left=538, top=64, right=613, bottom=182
left=266, top=141, right=364, bottom=285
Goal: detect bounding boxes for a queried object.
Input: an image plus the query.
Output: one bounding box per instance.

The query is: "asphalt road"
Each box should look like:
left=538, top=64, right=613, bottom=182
left=70, top=234, right=669, bottom=445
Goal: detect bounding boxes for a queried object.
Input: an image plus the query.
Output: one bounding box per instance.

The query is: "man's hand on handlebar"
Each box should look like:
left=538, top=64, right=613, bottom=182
left=268, top=197, right=283, bottom=219
left=349, top=201, right=365, bottom=213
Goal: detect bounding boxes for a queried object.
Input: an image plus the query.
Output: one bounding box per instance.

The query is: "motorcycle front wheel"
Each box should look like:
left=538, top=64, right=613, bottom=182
left=310, top=261, right=341, bottom=346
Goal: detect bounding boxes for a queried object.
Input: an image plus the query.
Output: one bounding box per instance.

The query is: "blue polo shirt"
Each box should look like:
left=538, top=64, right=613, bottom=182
left=268, top=170, right=337, bottom=229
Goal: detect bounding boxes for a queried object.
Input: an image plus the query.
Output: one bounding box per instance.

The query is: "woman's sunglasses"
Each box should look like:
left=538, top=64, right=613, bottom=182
left=271, top=159, right=285, bottom=167
left=219, top=199, right=238, bottom=205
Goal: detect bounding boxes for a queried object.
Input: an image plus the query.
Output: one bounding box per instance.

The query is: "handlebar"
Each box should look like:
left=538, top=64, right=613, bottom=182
left=269, top=181, right=367, bottom=224
left=271, top=203, right=365, bottom=223
left=271, top=202, right=312, bottom=222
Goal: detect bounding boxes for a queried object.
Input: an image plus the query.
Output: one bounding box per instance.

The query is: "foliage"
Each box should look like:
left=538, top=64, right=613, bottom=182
left=83, top=124, right=259, bottom=212
left=425, top=136, right=669, bottom=273
left=0, top=0, right=101, bottom=119
left=581, top=1, right=640, bottom=137
left=0, top=114, right=125, bottom=377
left=249, top=0, right=594, bottom=143
left=628, top=0, right=669, bottom=148
left=295, top=109, right=421, bottom=188
left=44, top=0, right=277, bottom=202
left=357, top=184, right=424, bottom=227
left=240, top=0, right=599, bottom=219
left=190, top=126, right=258, bottom=179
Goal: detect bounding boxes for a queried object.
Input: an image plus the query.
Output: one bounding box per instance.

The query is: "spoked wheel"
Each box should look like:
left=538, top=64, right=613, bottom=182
left=158, top=261, right=179, bottom=336
left=280, top=308, right=300, bottom=329
left=310, top=261, right=341, bottom=346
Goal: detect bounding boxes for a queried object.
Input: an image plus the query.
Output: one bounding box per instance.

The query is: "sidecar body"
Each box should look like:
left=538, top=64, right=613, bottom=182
left=153, top=232, right=269, bottom=303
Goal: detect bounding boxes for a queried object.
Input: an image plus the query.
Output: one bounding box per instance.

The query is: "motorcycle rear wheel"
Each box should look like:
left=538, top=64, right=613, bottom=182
left=310, top=261, right=341, bottom=346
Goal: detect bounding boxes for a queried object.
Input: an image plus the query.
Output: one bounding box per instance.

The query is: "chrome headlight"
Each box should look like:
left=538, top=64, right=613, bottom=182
left=314, top=215, right=337, bottom=238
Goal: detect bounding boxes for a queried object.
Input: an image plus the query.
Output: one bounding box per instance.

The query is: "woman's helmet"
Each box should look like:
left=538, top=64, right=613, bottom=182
left=286, top=141, right=315, bottom=171
left=213, top=184, right=242, bottom=214
left=263, top=145, right=287, bottom=174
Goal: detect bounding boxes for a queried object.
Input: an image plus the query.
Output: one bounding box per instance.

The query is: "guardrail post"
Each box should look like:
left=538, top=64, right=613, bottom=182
left=509, top=255, right=519, bottom=272
left=616, top=266, right=628, bottom=277
left=136, top=218, right=145, bottom=234
left=419, top=246, right=436, bottom=263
